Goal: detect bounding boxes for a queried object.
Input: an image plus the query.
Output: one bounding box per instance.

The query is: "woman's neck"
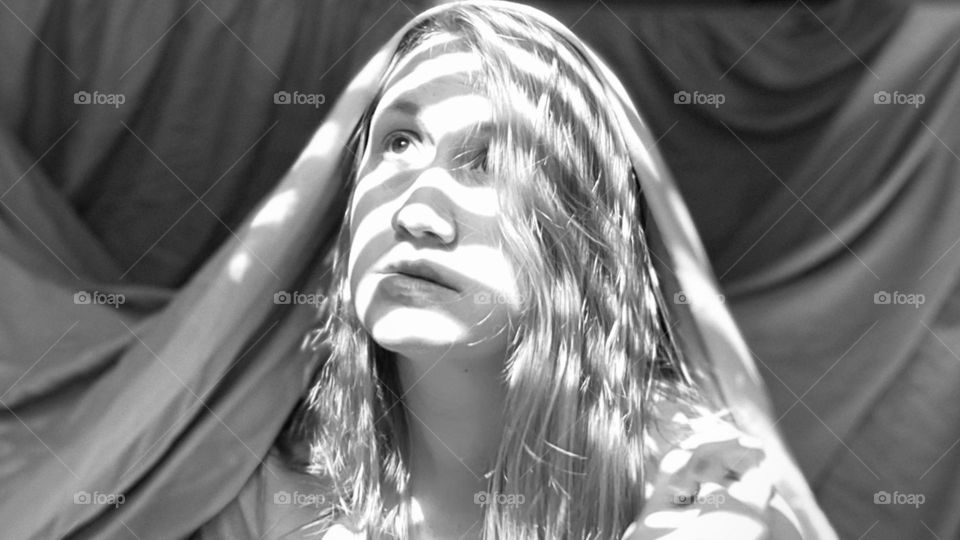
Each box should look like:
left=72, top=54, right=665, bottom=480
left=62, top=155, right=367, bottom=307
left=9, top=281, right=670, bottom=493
left=396, top=352, right=506, bottom=539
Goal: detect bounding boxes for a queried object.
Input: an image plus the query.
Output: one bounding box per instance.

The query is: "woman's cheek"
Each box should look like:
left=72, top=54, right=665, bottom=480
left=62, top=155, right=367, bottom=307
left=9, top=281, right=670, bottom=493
left=348, top=197, right=397, bottom=270
left=349, top=160, right=404, bottom=234
left=452, top=242, right=521, bottom=306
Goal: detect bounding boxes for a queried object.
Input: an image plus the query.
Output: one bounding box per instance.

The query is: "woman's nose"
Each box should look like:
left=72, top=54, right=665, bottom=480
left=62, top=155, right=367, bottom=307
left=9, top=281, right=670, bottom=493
left=393, top=169, right=457, bottom=245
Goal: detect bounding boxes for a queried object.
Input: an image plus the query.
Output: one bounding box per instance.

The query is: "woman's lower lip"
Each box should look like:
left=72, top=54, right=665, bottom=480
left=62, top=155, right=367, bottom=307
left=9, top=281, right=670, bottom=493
left=379, top=273, right=458, bottom=301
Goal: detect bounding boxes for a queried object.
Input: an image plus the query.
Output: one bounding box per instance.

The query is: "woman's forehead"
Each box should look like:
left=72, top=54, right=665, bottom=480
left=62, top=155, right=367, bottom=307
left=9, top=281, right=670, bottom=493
left=374, top=37, right=489, bottom=129
left=382, top=34, right=483, bottom=96
left=388, top=32, right=475, bottom=84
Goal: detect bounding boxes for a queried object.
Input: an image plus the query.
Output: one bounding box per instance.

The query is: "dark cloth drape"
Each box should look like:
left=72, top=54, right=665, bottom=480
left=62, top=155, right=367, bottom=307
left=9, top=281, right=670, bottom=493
left=3, top=1, right=959, bottom=539
left=540, top=1, right=960, bottom=538
left=1, top=1, right=423, bottom=538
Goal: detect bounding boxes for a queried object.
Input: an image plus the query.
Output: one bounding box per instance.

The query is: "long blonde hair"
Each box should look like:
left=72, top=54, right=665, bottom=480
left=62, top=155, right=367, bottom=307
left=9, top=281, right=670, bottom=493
left=285, top=3, right=694, bottom=538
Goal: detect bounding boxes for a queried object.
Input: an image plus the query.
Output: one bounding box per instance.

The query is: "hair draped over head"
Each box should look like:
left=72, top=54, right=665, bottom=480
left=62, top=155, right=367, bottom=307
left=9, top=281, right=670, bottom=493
left=282, top=2, right=836, bottom=539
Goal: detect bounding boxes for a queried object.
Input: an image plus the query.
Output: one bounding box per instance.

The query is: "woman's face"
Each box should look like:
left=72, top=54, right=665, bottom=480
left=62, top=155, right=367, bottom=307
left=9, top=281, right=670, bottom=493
left=347, top=39, right=522, bottom=366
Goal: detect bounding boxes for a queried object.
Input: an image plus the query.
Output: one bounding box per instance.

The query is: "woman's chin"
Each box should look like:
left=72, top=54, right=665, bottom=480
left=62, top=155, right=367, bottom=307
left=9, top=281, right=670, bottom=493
left=367, top=309, right=467, bottom=352
left=368, top=315, right=512, bottom=365
left=369, top=306, right=465, bottom=334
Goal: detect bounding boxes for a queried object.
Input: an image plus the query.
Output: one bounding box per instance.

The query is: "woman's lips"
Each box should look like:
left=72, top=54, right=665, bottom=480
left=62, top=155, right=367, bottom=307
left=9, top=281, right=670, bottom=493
left=381, top=260, right=459, bottom=292
left=379, top=272, right=459, bottom=303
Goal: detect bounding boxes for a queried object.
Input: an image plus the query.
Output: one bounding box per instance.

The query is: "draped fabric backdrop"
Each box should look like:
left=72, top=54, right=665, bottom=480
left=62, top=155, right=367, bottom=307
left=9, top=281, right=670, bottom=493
left=2, top=1, right=958, bottom=539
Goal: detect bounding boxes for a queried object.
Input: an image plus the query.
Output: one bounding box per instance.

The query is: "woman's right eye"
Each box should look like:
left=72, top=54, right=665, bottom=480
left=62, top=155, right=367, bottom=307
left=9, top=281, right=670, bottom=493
left=383, top=131, right=418, bottom=157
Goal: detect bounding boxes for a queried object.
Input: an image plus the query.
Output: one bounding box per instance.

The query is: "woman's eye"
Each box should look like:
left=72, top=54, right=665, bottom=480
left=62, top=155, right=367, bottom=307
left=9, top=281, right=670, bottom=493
left=384, top=132, right=417, bottom=156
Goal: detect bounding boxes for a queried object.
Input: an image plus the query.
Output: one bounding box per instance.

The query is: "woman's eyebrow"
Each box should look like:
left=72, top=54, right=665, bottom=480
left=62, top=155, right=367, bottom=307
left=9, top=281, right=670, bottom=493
left=371, top=98, right=425, bottom=138
left=379, top=98, right=420, bottom=117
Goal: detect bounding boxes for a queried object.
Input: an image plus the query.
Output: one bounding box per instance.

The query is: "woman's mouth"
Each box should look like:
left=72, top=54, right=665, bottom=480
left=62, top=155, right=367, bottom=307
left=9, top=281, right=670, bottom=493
left=381, top=260, right=459, bottom=292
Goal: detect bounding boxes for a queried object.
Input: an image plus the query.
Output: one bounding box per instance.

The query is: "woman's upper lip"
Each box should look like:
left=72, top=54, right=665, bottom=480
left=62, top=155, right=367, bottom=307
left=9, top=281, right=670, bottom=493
left=382, top=260, right=459, bottom=291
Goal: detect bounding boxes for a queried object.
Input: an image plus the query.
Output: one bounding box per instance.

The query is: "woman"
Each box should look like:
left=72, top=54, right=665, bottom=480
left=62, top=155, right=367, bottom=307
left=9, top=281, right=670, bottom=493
left=247, top=2, right=807, bottom=539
